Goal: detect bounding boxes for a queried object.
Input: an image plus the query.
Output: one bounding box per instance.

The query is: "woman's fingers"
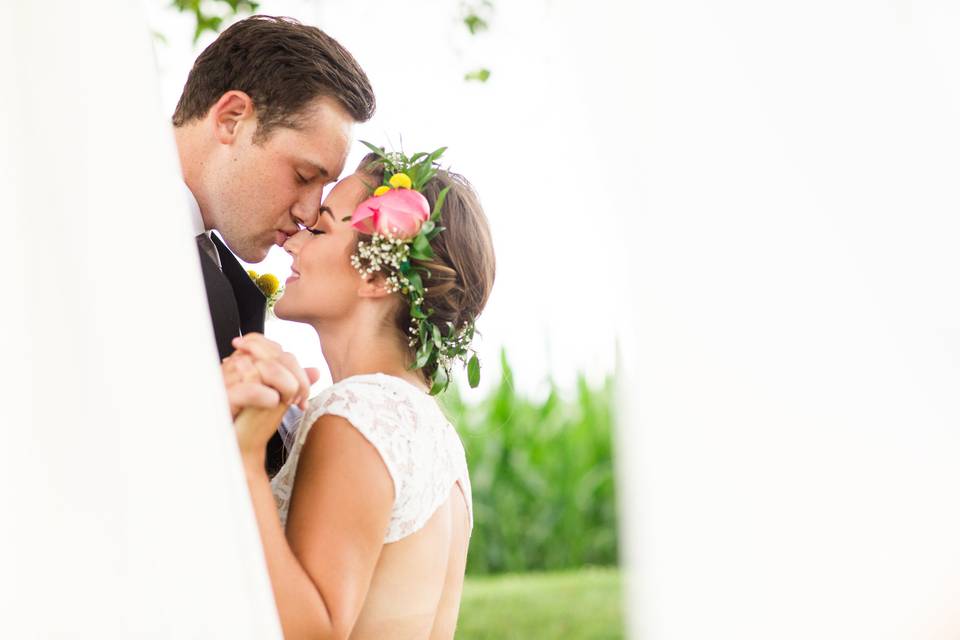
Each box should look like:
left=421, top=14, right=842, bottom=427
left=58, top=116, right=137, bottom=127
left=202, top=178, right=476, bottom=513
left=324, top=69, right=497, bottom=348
left=253, top=358, right=300, bottom=405
left=277, top=351, right=311, bottom=409
left=231, top=334, right=282, bottom=360
left=232, top=334, right=313, bottom=409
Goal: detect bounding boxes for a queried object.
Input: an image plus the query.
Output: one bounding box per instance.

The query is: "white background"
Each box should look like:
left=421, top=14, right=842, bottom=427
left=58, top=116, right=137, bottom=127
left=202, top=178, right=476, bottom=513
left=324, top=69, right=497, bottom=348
left=616, top=1, right=960, bottom=638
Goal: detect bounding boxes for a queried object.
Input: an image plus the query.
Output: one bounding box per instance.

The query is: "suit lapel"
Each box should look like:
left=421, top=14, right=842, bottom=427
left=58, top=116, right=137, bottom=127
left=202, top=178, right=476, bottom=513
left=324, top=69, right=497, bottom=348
left=213, top=234, right=267, bottom=336
left=198, top=239, right=241, bottom=361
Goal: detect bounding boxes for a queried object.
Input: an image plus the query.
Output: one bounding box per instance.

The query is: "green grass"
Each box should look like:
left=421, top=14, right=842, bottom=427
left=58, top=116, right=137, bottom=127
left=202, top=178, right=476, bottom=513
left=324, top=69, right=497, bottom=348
left=456, top=567, right=624, bottom=639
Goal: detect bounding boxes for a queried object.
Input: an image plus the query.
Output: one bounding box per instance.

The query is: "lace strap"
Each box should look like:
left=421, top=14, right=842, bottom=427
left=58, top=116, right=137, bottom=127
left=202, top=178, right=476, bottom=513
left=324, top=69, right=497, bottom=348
left=296, top=381, right=409, bottom=500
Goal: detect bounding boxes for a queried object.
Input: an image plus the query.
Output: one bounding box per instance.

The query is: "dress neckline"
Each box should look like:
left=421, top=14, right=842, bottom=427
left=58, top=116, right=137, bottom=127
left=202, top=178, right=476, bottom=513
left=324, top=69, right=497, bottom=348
left=333, top=372, right=431, bottom=397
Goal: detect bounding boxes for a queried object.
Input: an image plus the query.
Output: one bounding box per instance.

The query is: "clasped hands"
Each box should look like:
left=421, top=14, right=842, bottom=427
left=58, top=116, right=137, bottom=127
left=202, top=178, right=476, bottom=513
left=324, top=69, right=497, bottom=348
left=221, top=333, right=320, bottom=457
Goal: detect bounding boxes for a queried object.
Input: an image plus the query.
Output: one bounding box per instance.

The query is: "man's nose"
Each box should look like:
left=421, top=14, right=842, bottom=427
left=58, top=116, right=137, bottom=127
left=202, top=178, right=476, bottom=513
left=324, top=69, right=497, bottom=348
left=291, top=185, right=325, bottom=228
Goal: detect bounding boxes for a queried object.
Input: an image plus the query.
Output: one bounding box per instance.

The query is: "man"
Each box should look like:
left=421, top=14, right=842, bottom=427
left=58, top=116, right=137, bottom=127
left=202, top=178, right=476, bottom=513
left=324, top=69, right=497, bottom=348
left=172, top=16, right=376, bottom=475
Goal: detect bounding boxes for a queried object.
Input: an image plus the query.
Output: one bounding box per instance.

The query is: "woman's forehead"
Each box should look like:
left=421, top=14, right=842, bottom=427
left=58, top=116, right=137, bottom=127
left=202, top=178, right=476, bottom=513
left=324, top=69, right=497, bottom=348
left=325, top=173, right=373, bottom=211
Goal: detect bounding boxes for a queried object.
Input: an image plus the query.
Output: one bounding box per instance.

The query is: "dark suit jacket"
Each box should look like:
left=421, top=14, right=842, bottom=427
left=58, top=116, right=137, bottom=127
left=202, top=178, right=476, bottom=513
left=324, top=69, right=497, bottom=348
left=198, top=233, right=286, bottom=476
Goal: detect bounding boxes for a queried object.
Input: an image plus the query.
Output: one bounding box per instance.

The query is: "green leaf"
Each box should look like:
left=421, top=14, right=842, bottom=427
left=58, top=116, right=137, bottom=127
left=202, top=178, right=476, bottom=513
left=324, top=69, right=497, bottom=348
left=414, top=341, right=434, bottom=369
left=421, top=220, right=436, bottom=235
left=410, top=234, right=434, bottom=260
left=432, top=324, right=443, bottom=348
left=426, top=146, right=448, bottom=165
left=464, top=14, right=489, bottom=35
left=468, top=353, right=481, bottom=388
left=411, top=305, right=428, bottom=319
left=429, top=365, right=449, bottom=395
left=464, top=68, right=492, bottom=83
left=431, top=186, right=450, bottom=222
left=407, top=270, right=423, bottom=291
left=359, top=140, right=388, bottom=159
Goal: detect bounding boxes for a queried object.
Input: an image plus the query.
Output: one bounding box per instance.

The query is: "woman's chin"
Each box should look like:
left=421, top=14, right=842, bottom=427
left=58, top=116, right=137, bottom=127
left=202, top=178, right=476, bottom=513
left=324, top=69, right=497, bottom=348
left=273, top=298, right=309, bottom=324
left=273, top=298, right=291, bottom=320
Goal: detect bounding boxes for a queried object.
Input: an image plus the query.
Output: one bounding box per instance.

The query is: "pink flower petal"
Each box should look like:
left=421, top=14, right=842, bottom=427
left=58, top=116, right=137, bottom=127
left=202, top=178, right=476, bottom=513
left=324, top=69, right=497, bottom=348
left=350, top=196, right=381, bottom=235
left=374, top=189, right=430, bottom=238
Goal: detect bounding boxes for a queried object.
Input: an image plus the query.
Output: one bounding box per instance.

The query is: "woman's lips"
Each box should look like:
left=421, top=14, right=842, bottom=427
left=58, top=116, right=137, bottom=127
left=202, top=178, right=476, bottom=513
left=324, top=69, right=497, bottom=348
left=286, top=268, right=300, bottom=285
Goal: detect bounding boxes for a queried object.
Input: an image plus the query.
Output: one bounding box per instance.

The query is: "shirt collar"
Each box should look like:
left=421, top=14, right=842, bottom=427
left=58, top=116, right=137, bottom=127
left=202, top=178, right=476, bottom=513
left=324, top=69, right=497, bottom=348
left=182, top=181, right=207, bottom=237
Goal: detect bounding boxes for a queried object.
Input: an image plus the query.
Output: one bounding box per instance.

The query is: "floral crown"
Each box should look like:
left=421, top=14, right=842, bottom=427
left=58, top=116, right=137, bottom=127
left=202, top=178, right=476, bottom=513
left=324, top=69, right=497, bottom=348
left=348, top=141, right=480, bottom=395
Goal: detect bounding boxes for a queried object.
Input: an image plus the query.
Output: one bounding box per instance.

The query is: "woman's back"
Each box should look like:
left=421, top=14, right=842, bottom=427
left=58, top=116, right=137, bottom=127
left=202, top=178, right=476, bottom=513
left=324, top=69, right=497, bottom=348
left=271, top=373, right=473, bottom=639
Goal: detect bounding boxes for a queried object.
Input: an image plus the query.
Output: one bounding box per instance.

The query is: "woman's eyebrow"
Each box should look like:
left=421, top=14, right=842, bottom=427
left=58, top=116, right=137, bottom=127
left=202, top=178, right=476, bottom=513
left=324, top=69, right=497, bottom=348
left=318, top=206, right=334, bottom=220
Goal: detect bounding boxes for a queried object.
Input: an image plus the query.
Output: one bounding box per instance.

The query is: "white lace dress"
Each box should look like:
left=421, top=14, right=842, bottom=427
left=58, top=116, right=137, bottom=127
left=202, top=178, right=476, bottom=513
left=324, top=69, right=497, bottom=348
left=270, top=373, right=473, bottom=543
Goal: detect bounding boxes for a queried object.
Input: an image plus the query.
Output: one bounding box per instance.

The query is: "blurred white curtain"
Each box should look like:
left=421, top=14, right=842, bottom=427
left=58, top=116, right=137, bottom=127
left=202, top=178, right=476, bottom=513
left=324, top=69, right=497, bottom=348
left=614, top=1, right=960, bottom=639
left=0, top=2, right=281, bottom=637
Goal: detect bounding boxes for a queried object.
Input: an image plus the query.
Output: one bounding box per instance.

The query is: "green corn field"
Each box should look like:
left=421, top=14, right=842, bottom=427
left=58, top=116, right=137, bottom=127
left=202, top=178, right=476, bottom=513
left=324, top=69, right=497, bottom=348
left=442, top=350, right=619, bottom=576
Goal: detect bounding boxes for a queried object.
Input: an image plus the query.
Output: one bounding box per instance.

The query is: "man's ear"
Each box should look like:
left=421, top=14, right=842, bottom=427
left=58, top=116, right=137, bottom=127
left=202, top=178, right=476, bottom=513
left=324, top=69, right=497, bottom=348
left=357, top=274, right=392, bottom=299
left=209, top=90, right=255, bottom=144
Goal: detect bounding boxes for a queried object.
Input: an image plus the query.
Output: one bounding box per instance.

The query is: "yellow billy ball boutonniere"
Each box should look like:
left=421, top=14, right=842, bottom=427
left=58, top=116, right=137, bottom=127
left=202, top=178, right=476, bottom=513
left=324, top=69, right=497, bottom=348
left=246, top=270, right=284, bottom=314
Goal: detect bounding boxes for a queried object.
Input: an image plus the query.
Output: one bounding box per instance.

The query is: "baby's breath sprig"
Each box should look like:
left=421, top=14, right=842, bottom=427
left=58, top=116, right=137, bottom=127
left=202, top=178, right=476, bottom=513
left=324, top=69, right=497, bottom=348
left=352, top=142, right=481, bottom=395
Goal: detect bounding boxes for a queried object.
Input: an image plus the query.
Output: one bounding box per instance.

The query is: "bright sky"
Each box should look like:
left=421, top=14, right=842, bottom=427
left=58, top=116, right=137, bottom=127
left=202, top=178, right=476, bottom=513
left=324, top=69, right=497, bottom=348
left=145, top=0, right=619, bottom=398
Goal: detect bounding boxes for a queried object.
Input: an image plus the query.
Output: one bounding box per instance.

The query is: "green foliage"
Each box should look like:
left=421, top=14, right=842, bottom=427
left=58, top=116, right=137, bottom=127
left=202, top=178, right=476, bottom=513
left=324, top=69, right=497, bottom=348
left=443, top=350, right=619, bottom=575
left=462, top=0, right=494, bottom=35
left=355, top=143, right=476, bottom=396
left=464, top=68, right=491, bottom=83
left=166, top=1, right=494, bottom=82
left=463, top=14, right=489, bottom=35
left=458, top=567, right=624, bottom=639
left=170, top=0, right=260, bottom=43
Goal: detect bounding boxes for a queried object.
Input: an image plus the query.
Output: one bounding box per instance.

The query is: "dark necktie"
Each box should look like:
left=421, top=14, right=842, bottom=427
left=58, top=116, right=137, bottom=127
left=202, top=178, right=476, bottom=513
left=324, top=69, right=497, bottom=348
left=196, top=232, right=222, bottom=271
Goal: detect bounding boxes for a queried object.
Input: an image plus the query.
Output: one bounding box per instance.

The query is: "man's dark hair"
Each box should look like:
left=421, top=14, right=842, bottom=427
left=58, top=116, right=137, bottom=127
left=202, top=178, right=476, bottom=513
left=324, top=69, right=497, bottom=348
left=172, top=15, right=375, bottom=141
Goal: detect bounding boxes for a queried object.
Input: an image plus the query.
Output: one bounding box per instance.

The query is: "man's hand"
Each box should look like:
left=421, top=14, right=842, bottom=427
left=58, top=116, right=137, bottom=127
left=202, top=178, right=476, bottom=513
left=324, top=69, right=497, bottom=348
left=222, top=333, right=321, bottom=456
left=221, top=333, right=320, bottom=418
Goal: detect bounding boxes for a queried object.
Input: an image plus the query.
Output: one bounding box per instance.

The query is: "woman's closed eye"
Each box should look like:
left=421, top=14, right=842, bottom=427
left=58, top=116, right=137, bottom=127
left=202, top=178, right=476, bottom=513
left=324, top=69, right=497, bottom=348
left=296, top=221, right=325, bottom=235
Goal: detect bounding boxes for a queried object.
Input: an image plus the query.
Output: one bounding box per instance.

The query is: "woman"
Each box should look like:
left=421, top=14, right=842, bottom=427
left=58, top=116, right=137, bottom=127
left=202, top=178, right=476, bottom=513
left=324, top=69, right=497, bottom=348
left=224, top=147, right=495, bottom=639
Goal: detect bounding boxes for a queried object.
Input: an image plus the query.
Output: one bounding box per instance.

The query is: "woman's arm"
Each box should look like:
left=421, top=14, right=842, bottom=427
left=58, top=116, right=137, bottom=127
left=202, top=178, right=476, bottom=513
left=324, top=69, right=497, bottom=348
left=238, top=409, right=394, bottom=640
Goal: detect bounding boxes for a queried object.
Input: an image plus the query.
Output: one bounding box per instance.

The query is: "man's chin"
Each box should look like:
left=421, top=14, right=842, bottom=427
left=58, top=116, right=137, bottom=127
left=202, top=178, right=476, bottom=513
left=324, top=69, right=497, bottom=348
left=235, top=245, right=270, bottom=264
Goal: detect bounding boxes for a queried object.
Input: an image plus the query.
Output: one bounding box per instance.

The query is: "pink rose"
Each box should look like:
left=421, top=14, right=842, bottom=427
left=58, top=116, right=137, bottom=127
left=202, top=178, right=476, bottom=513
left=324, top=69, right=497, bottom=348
left=351, top=188, right=430, bottom=239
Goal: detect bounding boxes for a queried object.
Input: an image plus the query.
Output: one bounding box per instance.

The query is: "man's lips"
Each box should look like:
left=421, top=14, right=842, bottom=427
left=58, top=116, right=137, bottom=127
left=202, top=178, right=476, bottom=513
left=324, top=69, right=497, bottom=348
left=275, top=231, right=288, bottom=247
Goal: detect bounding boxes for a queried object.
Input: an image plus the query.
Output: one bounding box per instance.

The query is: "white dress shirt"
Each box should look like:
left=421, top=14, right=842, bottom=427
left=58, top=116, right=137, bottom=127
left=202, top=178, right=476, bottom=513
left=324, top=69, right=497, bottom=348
left=183, top=181, right=222, bottom=271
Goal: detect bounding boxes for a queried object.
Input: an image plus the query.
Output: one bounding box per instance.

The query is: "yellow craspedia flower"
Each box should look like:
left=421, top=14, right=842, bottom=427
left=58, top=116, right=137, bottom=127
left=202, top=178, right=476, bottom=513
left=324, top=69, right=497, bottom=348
left=388, top=173, right=412, bottom=190
left=374, top=185, right=391, bottom=197
left=256, top=273, right=280, bottom=297
left=247, top=269, right=259, bottom=280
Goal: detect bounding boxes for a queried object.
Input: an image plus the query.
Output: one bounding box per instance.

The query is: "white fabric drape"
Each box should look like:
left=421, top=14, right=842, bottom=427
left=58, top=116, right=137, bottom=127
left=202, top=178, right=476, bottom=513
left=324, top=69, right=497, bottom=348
left=614, top=1, right=960, bottom=639
left=0, top=2, right=281, bottom=637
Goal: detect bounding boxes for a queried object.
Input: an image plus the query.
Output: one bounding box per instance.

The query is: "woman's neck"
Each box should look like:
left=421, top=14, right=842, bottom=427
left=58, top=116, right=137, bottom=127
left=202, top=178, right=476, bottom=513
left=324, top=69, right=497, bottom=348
left=311, top=315, right=426, bottom=390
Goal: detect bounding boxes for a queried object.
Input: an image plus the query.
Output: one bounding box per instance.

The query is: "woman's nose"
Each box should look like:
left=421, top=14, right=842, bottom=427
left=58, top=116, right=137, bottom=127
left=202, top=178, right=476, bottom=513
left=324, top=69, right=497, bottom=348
left=283, top=229, right=307, bottom=256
